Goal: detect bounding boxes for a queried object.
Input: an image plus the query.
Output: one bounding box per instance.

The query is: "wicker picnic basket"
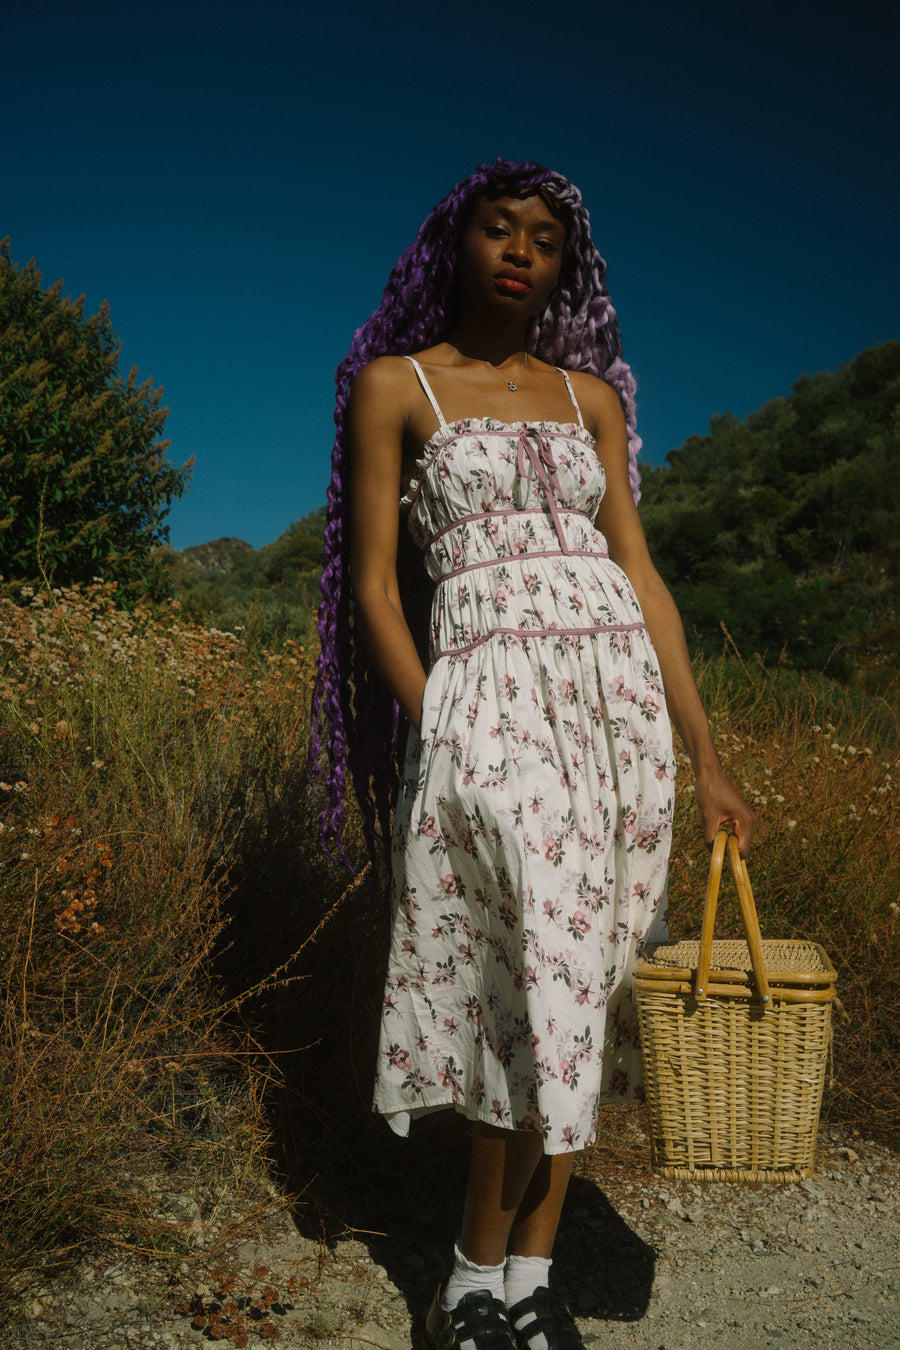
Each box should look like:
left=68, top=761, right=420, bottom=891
left=634, top=830, right=837, bottom=1182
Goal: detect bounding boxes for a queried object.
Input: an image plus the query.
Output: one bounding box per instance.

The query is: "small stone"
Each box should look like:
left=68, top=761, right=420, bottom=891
left=234, top=1240, right=266, bottom=1262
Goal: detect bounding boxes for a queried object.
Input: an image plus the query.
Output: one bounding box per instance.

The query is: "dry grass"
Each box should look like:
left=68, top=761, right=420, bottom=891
left=0, top=580, right=352, bottom=1311
left=1, top=580, right=896, bottom=1312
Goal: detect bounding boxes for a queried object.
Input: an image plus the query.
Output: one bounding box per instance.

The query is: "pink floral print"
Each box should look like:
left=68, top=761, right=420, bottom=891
left=372, top=418, right=675, bottom=1153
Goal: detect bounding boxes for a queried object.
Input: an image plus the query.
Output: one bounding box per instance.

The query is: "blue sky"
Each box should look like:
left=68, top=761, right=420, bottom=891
left=3, top=0, right=897, bottom=550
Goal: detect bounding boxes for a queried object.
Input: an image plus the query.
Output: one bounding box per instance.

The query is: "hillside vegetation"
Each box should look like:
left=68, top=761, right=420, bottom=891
left=164, top=506, right=325, bottom=648
left=639, top=342, right=899, bottom=692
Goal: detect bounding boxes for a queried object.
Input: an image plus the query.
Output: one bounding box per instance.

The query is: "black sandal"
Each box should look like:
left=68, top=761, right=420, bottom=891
left=425, top=1287, right=518, bottom=1350
left=507, top=1287, right=586, bottom=1350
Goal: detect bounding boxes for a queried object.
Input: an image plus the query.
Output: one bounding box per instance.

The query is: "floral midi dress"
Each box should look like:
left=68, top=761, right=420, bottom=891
left=372, top=359, right=675, bottom=1153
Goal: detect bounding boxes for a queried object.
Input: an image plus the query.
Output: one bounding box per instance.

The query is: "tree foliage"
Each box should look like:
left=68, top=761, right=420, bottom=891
left=639, top=342, right=900, bottom=688
left=0, top=239, right=192, bottom=600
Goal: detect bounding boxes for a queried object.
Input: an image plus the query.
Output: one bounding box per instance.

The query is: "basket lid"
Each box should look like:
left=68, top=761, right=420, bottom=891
left=636, top=937, right=836, bottom=987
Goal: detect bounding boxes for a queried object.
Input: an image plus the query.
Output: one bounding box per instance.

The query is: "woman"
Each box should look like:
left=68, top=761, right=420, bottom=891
left=311, top=161, right=754, bottom=1350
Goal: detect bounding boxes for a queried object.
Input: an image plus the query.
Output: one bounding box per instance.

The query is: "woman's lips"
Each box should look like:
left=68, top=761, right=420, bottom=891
left=494, top=273, right=530, bottom=294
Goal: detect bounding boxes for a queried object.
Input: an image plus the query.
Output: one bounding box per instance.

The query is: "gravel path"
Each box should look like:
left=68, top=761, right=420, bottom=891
left=10, top=1114, right=898, bottom=1350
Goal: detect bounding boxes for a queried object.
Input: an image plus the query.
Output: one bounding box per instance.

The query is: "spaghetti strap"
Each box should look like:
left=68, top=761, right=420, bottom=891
left=559, top=369, right=585, bottom=429
left=405, top=356, right=448, bottom=429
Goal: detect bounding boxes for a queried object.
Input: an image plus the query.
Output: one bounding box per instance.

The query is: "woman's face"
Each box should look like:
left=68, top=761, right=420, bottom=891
left=457, top=192, right=566, bottom=322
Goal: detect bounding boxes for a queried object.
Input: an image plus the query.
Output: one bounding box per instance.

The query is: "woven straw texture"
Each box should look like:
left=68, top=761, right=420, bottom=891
left=636, top=984, right=832, bottom=1181
left=634, top=832, right=837, bottom=1182
left=639, top=937, right=836, bottom=986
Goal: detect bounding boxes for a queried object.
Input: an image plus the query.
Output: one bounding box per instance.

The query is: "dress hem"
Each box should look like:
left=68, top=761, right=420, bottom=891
left=374, top=1090, right=647, bottom=1156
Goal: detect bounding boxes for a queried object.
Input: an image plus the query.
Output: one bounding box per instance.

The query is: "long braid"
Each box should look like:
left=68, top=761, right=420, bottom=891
left=528, top=172, right=643, bottom=500
left=310, top=161, right=644, bottom=869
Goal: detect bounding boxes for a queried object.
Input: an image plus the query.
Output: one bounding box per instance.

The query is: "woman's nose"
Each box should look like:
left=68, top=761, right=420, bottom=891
left=503, top=236, right=532, bottom=265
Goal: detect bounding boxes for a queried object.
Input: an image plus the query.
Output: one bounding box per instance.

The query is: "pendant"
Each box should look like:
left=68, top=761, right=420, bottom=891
left=508, top=382, right=518, bottom=392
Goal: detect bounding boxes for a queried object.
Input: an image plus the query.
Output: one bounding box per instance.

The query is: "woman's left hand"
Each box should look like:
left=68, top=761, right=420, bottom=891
left=694, top=765, right=757, bottom=856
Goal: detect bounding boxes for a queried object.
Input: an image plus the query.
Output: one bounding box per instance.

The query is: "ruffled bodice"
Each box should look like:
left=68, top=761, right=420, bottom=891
left=401, top=418, right=647, bottom=662
left=402, top=417, right=605, bottom=566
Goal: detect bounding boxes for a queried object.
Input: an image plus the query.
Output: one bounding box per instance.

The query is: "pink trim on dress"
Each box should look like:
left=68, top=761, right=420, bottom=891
left=432, top=621, right=646, bottom=662
left=438, top=548, right=609, bottom=583
left=423, top=506, right=598, bottom=552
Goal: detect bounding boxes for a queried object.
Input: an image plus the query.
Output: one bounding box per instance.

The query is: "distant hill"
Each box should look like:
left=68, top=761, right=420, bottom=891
left=164, top=507, right=326, bottom=646
left=638, top=341, right=899, bottom=689
left=177, top=537, right=255, bottom=576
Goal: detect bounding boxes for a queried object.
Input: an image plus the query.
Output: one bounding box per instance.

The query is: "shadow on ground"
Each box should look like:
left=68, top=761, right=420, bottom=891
left=215, top=790, right=655, bottom=1338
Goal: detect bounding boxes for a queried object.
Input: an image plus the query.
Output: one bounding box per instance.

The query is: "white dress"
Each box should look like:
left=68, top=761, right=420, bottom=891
left=372, top=359, right=675, bottom=1153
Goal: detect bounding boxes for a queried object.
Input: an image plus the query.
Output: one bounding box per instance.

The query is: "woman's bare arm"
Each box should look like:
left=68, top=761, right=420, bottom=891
left=347, top=358, right=429, bottom=730
left=576, top=374, right=756, bottom=855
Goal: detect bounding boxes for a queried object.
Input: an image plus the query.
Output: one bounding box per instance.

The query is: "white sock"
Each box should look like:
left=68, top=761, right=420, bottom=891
left=442, top=1242, right=506, bottom=1312
left=505, top=1254, right=552, bottom=1350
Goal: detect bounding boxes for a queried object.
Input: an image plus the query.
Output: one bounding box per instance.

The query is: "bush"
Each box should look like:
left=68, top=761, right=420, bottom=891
left=0, top=240, right=192, bottom=599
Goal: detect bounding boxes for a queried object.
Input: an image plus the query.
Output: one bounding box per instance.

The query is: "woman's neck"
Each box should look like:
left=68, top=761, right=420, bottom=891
left=447, top=321, right=530, bottom=368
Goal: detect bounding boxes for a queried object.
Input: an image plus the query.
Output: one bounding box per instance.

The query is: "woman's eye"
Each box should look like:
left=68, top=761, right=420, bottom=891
left=485, top=226, right=509, bottom=238
left=536, top=240, right=558, bottom=255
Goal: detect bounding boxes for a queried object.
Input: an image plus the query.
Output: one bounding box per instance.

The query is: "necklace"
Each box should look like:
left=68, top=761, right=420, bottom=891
left=481, top=353, right=529, bottom=392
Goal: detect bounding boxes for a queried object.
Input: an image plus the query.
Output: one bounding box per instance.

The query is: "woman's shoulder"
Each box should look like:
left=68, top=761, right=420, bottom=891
left=353, top=344, right=460, bottom=398
left=350, top=354, right=419, bottom=407
left=565, top=368, right=625, bottom=423
left=354, top=353, right=414, bottom=383
left=563, top=367, right=621, bottom=402
left=564, top=369, right=626, bottom=442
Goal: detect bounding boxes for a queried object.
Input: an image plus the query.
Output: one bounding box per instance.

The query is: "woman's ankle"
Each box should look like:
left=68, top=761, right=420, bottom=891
left=442, top=1242, right=506, bottom=1311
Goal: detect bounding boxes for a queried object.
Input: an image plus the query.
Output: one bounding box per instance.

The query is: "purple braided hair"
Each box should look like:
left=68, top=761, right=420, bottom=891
left=309, top=160, right=643, bottom=868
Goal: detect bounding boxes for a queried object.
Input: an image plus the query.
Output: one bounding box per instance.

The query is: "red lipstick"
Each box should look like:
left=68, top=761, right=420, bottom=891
left=494, top=269, right=531, bottom=294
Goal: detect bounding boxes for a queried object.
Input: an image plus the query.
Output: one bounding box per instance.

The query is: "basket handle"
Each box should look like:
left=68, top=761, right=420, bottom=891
left=694, top=830, right=771, bottom=1007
